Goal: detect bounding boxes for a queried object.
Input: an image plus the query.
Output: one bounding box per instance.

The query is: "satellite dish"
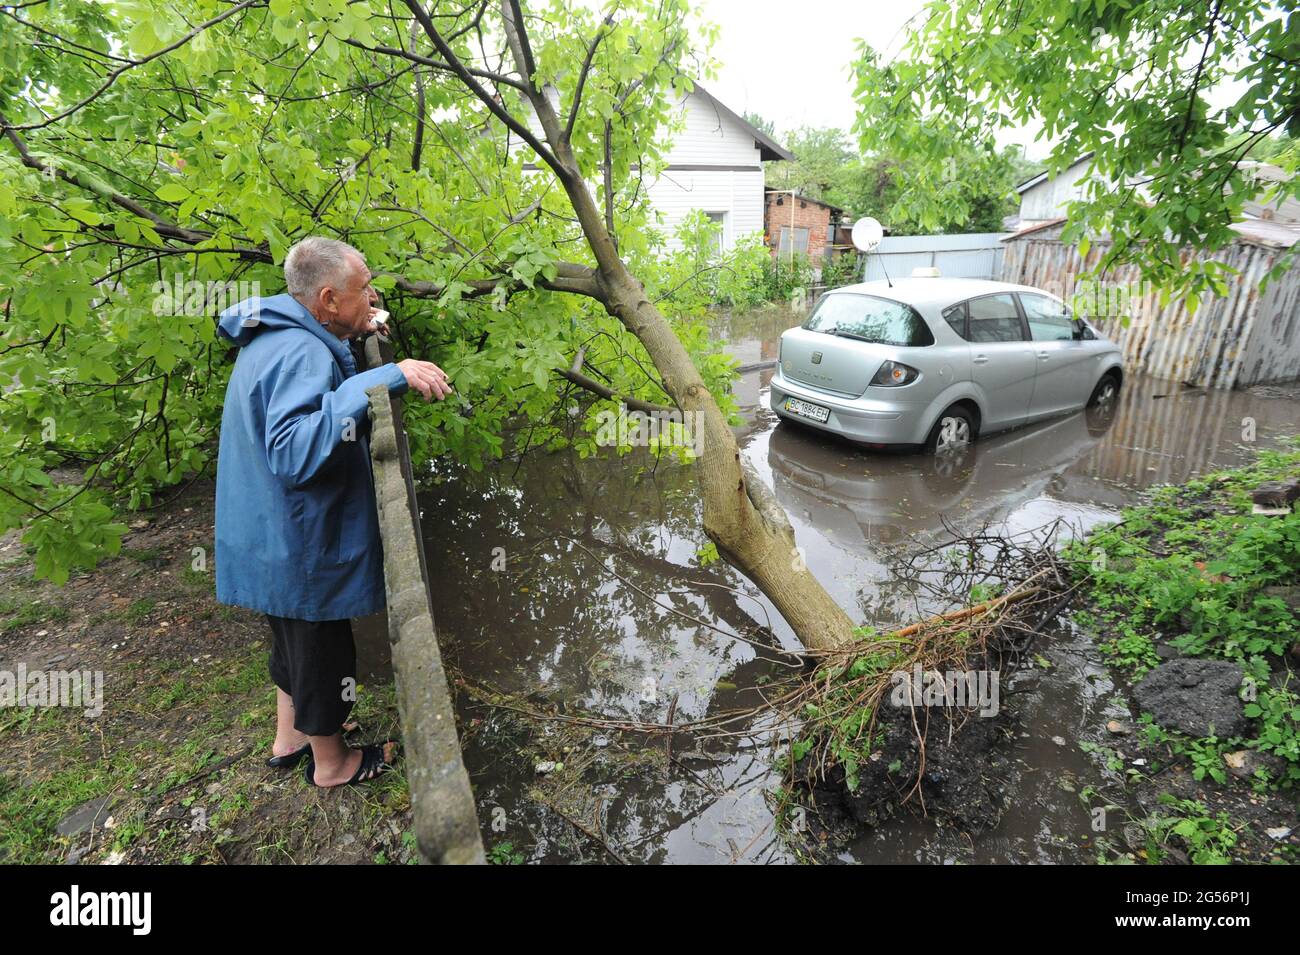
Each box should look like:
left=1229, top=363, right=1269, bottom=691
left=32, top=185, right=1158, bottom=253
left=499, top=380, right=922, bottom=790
left=851, top=217, right=884, bottom=252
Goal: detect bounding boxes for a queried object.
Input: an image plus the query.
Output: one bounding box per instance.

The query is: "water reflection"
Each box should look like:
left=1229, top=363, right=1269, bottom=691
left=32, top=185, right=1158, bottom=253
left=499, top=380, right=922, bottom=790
left=418, top=305, right=1300, bottom=864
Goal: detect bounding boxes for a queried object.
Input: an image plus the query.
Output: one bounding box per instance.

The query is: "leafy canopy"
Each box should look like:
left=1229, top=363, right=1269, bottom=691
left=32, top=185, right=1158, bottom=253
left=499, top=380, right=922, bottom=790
left=850, top=0, right=1300, bottom=298
left=0, top=0, right=739, bottom=583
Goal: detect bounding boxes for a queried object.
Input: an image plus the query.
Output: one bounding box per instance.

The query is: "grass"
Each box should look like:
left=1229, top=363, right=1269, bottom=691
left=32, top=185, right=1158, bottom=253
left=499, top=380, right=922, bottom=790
left=0, top=637, right=411, bottom=864
left=1065, top=443, right=1300, bottom=791
left=123, top=598, right=155, bottom=624
left=1067, top=442, right=1300, bottom=865
left=0, top=750, right=140, bottom=865
left=0, top=597, right=70, bottom=633
left=121, top=546, right=163, bottom=563
left=1067, top=445, right=1300, bottom=671
left=181, top=568, right=213, bottom=589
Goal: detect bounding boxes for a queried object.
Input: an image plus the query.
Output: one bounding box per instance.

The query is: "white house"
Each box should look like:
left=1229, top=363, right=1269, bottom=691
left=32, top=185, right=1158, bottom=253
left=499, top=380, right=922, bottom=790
left=515, top=84, right=792, bottom=253
left=1009, top=153, right=1299, bottom=232
left=1008, top=153, right=1096, bottom=231
left=642, top=85, right=793, bottom=252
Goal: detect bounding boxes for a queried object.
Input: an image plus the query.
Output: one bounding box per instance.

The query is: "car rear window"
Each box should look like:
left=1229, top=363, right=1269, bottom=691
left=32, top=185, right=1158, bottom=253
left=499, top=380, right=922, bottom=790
left=942, top=303, right=967, bottom=339
left=804, top=293, right=934, bottom=347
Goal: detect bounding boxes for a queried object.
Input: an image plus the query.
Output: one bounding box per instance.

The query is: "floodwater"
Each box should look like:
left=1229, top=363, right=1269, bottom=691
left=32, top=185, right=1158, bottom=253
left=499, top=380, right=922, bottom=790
left=412, top=305, right=1300, bottom=864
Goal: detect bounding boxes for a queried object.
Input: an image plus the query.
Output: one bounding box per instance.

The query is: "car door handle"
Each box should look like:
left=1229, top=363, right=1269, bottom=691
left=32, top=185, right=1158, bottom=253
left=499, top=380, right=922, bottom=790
left=973, top=355, right=989, bottom=364
left=1036, top=351, right=1051, bottom=360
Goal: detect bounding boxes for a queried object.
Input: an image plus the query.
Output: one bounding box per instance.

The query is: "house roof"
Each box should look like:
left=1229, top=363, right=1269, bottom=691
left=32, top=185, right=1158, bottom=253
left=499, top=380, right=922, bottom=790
left=1001, top=217, right=1068, bottom=240
left=693, top=84, right=796, bottom=163
left=1014, top=152, right=1094, bottom=194
left=1002, top=215, right=1300, bottom=249
left=1230, top=217, right=1300, bottom=248
left=764, top=187, right=842, bottom=215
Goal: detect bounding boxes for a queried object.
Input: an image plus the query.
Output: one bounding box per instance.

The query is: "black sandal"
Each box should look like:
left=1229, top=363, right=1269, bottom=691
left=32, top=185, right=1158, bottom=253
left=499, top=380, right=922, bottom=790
left=265, top=743, right=311, bottom=768
left=265, top=721, right=362, bottom=768
left=303, top=740, right=400, bottom=789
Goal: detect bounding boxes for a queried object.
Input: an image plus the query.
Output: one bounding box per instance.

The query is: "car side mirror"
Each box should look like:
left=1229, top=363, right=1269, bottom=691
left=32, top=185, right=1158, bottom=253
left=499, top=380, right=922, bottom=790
left=1071, top=320, right=1085, bottom=340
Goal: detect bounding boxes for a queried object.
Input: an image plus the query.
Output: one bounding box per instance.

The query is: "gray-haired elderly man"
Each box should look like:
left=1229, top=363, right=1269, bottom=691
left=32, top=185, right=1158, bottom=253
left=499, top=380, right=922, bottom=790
left=214, top=237, right=450, bottom=788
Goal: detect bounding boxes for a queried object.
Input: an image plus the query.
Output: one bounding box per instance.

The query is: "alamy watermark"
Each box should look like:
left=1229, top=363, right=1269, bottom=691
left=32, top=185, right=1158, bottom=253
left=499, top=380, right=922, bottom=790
left=1, top=664, right=103, bottom=717
left=888, top=663, right=999, bottom=717
left=594, top=407, right=704, bottom=459
left=151, top=276, right=261, bottom=318
left=49, top=885, right=150, bottom=935
left=1068, top=277, right=1152, bottom=322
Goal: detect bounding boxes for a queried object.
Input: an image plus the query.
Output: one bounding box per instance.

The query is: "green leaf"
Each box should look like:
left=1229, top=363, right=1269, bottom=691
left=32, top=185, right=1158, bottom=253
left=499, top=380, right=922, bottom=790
left=155, top=182, right=189, bottom=202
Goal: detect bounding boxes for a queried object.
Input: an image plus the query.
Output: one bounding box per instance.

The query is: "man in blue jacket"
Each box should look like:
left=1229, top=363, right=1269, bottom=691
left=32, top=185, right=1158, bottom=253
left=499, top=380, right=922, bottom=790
left=215, top=237, right=450, bottom=788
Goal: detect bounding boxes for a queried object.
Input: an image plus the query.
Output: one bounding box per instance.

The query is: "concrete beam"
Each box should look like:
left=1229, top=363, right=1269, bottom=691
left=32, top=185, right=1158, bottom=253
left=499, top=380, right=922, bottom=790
left=364, top=336, right=484, bottom=865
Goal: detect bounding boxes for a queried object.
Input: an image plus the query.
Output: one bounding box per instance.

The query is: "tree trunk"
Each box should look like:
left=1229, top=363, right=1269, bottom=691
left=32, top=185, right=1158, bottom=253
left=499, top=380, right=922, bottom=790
left=546, top=138, right=856, bottom=650
left=594, top=258, right=858, bottom=651
left=423, top=0, right=859, bottom=652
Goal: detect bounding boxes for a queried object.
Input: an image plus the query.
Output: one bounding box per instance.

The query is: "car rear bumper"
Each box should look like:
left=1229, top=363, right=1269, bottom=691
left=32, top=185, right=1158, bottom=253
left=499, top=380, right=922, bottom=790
left=769, top=372, right=930, bottom=444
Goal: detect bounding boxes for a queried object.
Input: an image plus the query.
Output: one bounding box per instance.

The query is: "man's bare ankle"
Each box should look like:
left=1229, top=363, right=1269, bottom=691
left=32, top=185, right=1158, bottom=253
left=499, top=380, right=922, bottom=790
left=273, top=733, right=309, bottom=755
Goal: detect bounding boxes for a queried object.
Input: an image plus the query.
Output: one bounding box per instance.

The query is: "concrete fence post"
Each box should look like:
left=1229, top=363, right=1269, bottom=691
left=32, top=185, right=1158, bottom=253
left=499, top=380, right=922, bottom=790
left=363, top=334, right=484, bottom=865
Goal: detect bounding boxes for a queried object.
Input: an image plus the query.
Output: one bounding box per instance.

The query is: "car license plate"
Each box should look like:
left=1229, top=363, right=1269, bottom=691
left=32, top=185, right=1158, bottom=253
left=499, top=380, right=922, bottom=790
left=785, top=397, right=830, bottom=423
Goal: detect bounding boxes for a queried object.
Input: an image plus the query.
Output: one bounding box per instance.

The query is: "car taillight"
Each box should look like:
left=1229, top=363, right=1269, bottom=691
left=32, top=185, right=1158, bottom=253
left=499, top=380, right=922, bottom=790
left=870, top=360, right=919, bottom=387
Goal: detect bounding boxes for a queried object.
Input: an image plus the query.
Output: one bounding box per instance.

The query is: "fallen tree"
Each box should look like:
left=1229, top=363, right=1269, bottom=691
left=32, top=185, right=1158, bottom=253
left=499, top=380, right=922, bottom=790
left=780, top=528, right=1076, bottom=837
left=455, top=521, right=1081, bottom=849
left=0, top=0, right=855, bottom=650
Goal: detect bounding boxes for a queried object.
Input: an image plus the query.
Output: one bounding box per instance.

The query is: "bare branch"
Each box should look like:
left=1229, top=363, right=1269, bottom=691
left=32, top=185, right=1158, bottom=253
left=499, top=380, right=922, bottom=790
left=557, top=363, right=675, bottom=415
left=391, top=260, right=604, bottom=302
left=400, top=0, right=563, bottom=172
left=342, top=38, right=527, bottom=91
left=564, top=13, right=615, bottom=143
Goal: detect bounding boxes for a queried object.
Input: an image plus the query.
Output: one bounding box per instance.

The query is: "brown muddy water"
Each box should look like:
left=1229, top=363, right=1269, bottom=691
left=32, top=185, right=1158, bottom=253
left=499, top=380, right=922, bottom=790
left=412, top=306, right=1300, bottom=864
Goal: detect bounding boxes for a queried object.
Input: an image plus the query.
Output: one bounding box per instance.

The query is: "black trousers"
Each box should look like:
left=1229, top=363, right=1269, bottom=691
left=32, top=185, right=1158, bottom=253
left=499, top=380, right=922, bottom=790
left=265, top=614, right=355, bottom=736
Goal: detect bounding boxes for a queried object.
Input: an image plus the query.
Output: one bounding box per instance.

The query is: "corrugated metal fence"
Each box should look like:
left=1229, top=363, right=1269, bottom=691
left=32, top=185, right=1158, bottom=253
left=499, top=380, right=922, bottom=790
left=863, top=232, right=1010, bottom=282
left=1001, top=223, right=1300, bottom=389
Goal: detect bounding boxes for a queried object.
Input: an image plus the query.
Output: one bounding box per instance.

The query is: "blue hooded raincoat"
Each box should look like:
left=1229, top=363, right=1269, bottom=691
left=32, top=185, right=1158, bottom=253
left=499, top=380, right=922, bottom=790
left=214, top=293, right=408, bottom=621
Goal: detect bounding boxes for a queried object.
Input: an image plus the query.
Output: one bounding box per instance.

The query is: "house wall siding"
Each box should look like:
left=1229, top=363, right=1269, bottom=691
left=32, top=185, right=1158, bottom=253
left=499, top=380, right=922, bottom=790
left=510, top=89, right=772, bottom=253
left=1019, top=162, right=1093, bottom=225
left=645, top=168, right=764, bottom=250
left=643, top=92, right=767, bottom=251
left=661, top=92, right=766, bottom=167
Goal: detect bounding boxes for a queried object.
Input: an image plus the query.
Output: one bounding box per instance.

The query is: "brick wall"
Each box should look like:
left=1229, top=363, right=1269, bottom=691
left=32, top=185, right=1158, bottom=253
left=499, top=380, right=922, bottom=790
left=764, top=193, right=833, bottom=261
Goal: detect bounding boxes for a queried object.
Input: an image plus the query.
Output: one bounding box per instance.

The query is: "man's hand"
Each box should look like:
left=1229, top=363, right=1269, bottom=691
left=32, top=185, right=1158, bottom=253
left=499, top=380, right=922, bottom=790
left=397, top=358, right=453, bottom=401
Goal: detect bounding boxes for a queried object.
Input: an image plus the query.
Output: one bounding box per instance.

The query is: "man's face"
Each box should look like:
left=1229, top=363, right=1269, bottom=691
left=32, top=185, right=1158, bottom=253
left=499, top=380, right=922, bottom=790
left=318, top=254, right=379, bottom=339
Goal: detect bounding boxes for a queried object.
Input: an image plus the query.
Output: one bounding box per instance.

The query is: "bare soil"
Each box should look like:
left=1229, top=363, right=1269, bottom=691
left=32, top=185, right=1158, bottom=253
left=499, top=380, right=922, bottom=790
left=0, top=480, right=416, bottom=865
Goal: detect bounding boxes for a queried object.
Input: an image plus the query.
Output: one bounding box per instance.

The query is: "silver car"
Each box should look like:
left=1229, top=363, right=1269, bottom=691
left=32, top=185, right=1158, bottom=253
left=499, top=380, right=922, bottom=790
left=770, top=275, right=1124, bottom=453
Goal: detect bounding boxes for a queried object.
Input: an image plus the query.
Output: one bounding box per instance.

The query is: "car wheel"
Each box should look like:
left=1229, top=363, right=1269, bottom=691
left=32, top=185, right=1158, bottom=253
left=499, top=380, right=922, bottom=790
left=1087, top=372, right=1120, bottom=408
left=924, top=406, right=975, bottom=455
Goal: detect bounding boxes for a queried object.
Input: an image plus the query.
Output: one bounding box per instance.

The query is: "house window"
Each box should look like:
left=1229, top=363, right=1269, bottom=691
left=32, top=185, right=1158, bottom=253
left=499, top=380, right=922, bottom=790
left=706, top=212, right=726, bottom=254
left=778, top=226, right=809, bottom=254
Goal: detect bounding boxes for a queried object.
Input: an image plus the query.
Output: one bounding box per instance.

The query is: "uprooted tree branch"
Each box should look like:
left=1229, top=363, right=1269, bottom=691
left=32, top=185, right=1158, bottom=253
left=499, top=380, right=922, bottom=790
left=453, top=521, right=1081, bottom=853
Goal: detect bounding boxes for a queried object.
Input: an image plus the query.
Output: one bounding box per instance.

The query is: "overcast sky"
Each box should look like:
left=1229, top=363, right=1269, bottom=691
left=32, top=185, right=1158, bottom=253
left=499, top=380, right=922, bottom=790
left=682, top=0, right=1023, bottom=151
left=684, top=0, right=1247, bottom=163
left=687, top=0, right=925, bottom=131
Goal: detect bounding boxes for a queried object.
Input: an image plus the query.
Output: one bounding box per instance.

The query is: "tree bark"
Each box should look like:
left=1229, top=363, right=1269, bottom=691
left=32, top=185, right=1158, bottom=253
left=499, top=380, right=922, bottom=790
left=587, top=240, right=858, bottom=651
left=476, top=0, right=858, bottom=651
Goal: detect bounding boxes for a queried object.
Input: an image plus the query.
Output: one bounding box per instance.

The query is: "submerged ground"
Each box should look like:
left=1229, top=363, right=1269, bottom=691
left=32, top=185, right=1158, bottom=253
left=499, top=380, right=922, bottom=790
left=2, top=305, right=1299, bottom=864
